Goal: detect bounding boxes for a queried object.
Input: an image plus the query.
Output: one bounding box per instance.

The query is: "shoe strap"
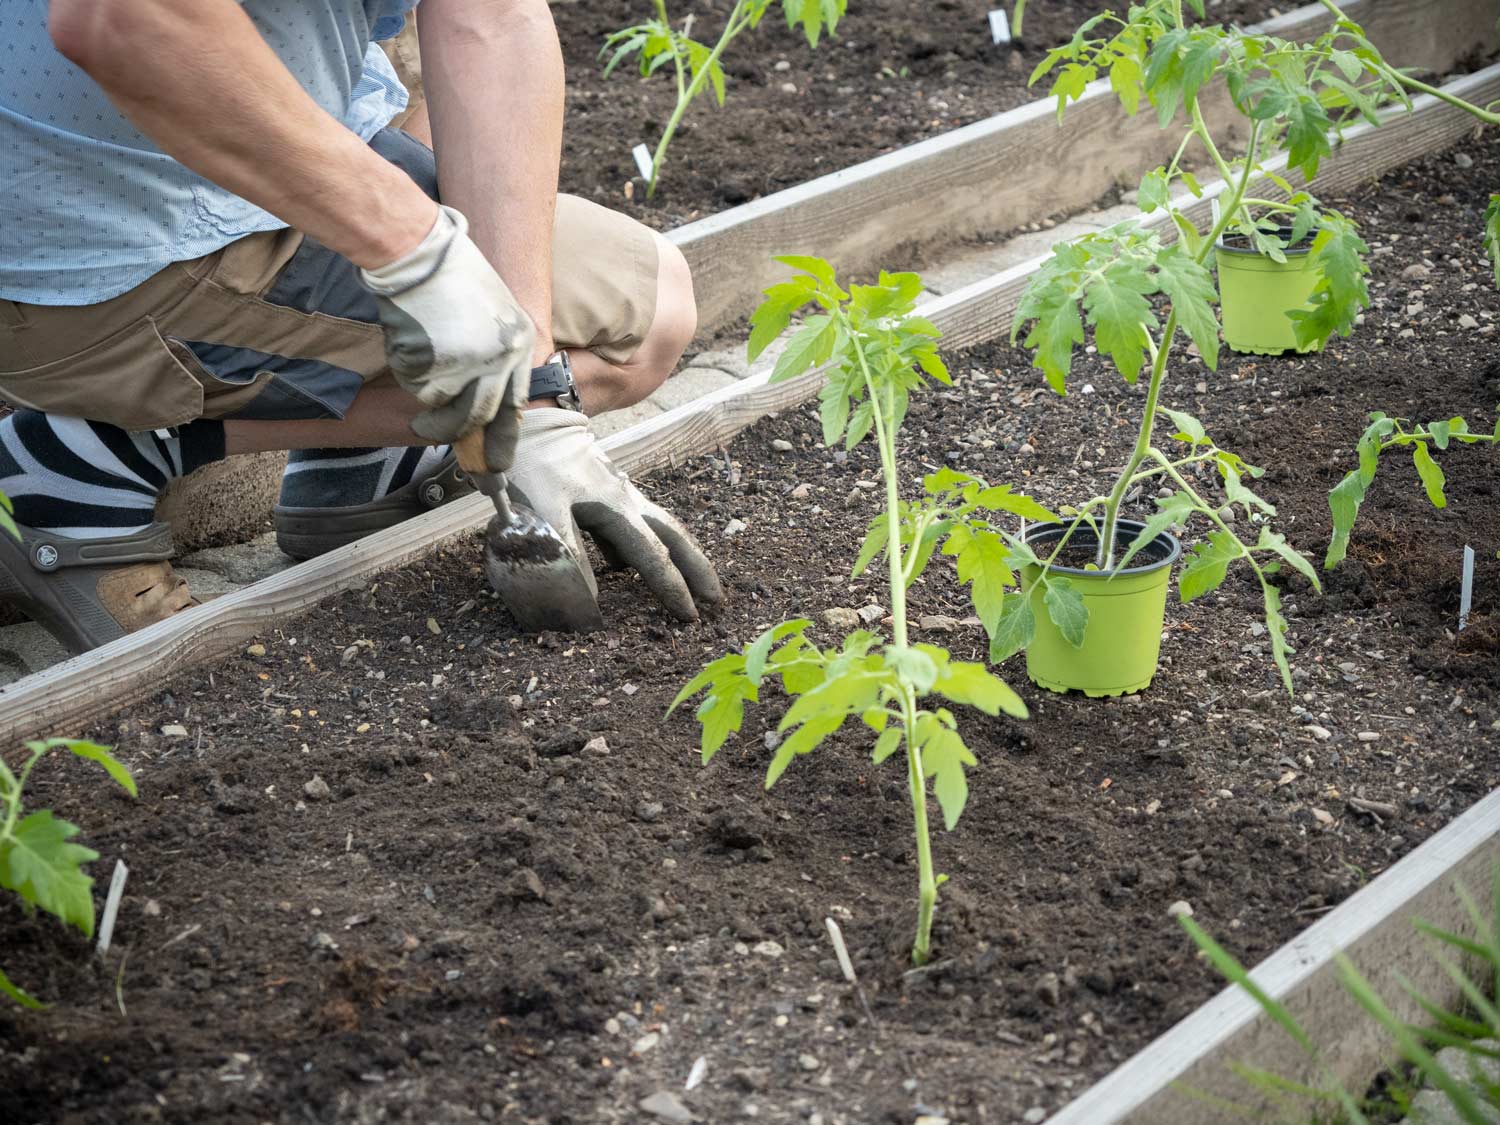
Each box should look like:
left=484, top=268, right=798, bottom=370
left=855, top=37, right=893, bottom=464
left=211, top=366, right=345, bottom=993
left=26, top=522, right=176, bottom=574
left=418, top=458, right=470, bottom=510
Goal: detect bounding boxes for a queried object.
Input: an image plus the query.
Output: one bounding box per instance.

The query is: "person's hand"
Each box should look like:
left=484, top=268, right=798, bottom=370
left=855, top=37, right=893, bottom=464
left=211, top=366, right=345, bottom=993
left=506, top=409, right=723, bottom=620
left=360, top=204, right=535, bottom=470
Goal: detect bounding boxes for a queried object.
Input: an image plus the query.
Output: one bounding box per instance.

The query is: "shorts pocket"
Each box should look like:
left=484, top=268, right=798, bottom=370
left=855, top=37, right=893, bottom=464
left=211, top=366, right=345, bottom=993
left=0, top=316, right=205, bottom=432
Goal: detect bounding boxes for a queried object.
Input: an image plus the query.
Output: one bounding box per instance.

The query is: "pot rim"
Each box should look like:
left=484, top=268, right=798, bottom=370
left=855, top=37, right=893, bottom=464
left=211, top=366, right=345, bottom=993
left=1023, top=517, right=1182, bottom=579
left=1214, top=228, right=1315, bottom=259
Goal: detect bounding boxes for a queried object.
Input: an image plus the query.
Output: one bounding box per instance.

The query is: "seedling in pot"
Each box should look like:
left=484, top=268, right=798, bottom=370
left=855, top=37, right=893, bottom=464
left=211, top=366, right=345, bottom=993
left=670, top=257, right=1028, bottom=965
left=601, top=0, right=847, bottom=199
left=966, top=0, right=1460, bottom=693
left=0, top=738, right=136, bottom=1008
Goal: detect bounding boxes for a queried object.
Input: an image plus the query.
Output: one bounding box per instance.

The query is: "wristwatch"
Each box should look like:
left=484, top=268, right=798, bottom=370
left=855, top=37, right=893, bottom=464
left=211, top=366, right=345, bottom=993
left=527, top=350, right=581, bottom=412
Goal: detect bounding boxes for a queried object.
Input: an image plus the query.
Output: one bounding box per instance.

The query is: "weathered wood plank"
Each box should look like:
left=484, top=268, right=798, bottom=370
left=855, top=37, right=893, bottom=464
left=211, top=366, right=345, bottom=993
left=1050, top=786, right=1500, bottom=1124
left=0, top=62, right=1492, bottom=745
left=675, top=0, right=1498, bottom=332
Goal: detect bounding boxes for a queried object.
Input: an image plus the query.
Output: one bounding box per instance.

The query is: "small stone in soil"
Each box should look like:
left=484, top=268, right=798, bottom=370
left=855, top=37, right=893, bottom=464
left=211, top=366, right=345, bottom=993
left=770, top=439, right=794, bottom=452
left=797, top=1053, right=820, bottom=1071
left=636, top=800, right=665, bottom=823
left=1455, top=152, right=1474, bottom=169
left=1459, top=314, right=1480, bottom=329
left=918, top=614, right=960, bottom=632
left=723, top=518, right=747, bottom=538
left=752, top=940, right=785, bottom=958
left=1023, top=1110, right=1046, bottom=1124
left=1307, top=725, right=1333, bottom=741
left=633, top=1031, right=661, bottom=1055
left=823, top=607, right=860, bottom=629
left=303, top=775, right=331, bottom=801
left=855, top=604, right=885, bottom=625
left=160, top=724, right=188, bottom=738
left=790, top=483, right=811, bottom=499
left=1403, top=263, right=1431, bottom=279
left=244, top=643, right=266, bottom=658
left=638, top=1090, right=693, bottom=1124
left=1034, top=972, right=1061, bottom=1006
left=1166, top=900, right=1194, bottom=919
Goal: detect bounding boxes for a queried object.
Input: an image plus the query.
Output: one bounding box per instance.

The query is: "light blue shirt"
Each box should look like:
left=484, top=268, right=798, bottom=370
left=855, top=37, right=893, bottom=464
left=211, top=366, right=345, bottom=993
left=0, top=1, right=419, bottom=306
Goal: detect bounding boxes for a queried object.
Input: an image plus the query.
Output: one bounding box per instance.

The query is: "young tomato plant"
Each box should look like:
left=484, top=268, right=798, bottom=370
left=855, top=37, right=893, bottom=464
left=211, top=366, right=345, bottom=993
left=1, top=738, right=136, bottom=1008
left=670, top=257, right=1028, bottom=966
left=601, top=0, right=846, bottom=198
left=980, top=0, right=1472, bottom=692
left=1326, top=412, right=1500, bottom=569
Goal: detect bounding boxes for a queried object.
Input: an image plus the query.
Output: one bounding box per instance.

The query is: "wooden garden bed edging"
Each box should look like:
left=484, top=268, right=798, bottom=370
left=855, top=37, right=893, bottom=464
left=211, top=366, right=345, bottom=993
left=673, top=0, right=1499, bottom=333
left=1048, top=785, right=1500, bottom=1124
left=1, top=61, right=1494, bottom=745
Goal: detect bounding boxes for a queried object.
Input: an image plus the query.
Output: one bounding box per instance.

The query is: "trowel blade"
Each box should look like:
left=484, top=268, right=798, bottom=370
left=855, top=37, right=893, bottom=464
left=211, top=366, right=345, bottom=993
left=482, top=509, right=605, bottom=634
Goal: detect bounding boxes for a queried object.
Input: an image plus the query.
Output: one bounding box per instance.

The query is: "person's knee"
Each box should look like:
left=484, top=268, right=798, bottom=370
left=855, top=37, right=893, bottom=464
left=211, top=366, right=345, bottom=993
left=650, top=234, right=697, bottom=366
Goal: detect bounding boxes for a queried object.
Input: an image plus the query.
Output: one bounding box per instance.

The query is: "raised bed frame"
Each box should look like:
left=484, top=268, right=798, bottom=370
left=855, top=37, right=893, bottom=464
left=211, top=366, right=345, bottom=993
left=1, top=44, right=1496, bottom=750
left=1050, top=786, right=1500, bottom=1124
left=675, top=0, right=1499, bottom=331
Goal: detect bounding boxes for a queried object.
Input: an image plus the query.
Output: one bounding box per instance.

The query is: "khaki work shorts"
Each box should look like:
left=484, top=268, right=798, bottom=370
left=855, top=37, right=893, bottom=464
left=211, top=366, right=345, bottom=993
left=0, top=128, right=660, bottom=433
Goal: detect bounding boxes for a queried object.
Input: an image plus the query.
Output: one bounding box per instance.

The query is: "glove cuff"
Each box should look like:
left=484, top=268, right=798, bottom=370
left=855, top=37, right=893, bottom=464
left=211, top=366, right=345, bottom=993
left=359, top=205, right=464, bottom=296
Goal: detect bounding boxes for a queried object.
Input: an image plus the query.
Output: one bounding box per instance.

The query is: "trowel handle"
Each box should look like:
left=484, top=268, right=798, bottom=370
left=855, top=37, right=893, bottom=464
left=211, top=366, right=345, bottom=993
left=454, top=430, right=518, bottom=526
left=454, top=430, right=490, bottom=476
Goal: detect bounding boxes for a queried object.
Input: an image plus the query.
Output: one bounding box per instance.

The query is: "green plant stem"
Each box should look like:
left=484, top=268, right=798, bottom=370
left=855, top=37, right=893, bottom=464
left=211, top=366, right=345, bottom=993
left=647, top=1, right=750, bottom=197
left=847, top=314, right=935, bottom=965
left=652, top=0, right=686, bottom=102
left=0, top=745, right=43, bottom=842
left=1096, top=109, right=1261, bottom=569
left=1012, top=0, right=1028, bottom=39
left=1316, top=0, right=1500, bottom=124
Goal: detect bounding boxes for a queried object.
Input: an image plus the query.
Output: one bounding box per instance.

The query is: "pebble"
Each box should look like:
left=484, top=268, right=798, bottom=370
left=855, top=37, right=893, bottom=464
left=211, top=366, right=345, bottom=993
left=822, top=607, right=861, bottom=629
left=771, top=439, right=794, bottom=452
left=1402, top=263, right=1431, bottom=280
left=244, top=643, right=266, bottom=658
left=583, top=736, right=610, bottom=756
left=773, top=60, right=791, bottom=72
left=752, top=940, right=786, bottom=958
left=160, top=724, right=189, bottom=738
left=1459, top=314, right=1480, bottom=329
left=1455, top=152, right=1474, bottom=169
left=779, top=81, right=798, bottom=94
left=790, top=483, right=811, bottom=500
left=1018, top=442, right=1036, bottom=455
left=1357, top=731, right=1380, bottom=742
left=303, top=775, right=331, bottom=801
left=855, top=604, right=886, bottom=625
left=1166, top=900, right=1194, bottom=919
left=1034, top=971, right=1061, bottom=1006
left=1398, top=328, right=1416, bottom=339
left=636, top=800, right=665, bottom=823
left=1023, top=1111, right=1047, bottom=1125
left=797, top=1053, right=820, bottom=1072
left=1215, top=788, right=1233, bottom=800
left=1312, top=808, right=1335, bottom=826
left=633, top=1031, right=661, bottom=1055
left=723, top=518, right=747, bottom=538
left=638, top=1091, right=693, bottom=1124
left=425, top=616, right=441, bottom=635
left=918, top=614, right=960, bottom=632
left=1307, top=725, right=1333, bottom=741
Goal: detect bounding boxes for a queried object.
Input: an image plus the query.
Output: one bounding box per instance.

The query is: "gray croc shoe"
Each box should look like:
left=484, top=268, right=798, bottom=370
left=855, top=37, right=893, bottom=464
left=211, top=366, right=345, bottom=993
left=272, top=453, right=474, bottom=561
left=0, top=521, right=196, bottom=655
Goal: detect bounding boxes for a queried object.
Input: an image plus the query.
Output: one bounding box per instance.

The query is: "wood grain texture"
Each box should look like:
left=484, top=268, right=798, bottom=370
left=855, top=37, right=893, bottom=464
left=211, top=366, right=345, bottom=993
left=1050, top=786, right=1500, bottom=1124
left=676, top=0, right=1493, bottom=332
left=0, top=61, right=1493, bottom=745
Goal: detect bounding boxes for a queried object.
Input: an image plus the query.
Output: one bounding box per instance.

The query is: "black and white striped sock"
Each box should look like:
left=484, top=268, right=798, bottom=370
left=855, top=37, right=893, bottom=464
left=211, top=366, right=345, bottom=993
left=0, top=411, right=226, bottom=539
left=278, top=445, right=450, bottom=510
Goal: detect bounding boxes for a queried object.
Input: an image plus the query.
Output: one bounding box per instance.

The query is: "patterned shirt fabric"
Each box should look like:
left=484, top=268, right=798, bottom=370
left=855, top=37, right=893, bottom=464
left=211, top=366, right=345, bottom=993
left=0, top=1, right=419, bottom=306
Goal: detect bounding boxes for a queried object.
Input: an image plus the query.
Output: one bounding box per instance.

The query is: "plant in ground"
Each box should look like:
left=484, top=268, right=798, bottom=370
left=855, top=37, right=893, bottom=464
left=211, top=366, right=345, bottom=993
left=0, top=738, right=136, bottom=1008
left=601, top=0, right=846, bottom=198
left=1326, top=412, right=1500, bottom=569
left=670, top=256, right=1029, bottom=965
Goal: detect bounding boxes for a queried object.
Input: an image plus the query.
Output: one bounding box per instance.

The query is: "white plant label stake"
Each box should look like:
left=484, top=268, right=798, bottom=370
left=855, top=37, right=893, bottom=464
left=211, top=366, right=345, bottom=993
left=1459, top=544, right=1475, bottom=632
left=632, top=143, right=654, bottom=182
left=96, top=859, right=129, bottom=957
left=988, top=9, right=1011, bottom=44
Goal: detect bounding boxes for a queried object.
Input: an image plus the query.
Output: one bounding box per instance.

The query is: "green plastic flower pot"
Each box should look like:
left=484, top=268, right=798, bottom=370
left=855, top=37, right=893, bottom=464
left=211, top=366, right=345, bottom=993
left=1215, top=235, right=1323, bottom=356
left=1020, top=519, right=1181, bottom=698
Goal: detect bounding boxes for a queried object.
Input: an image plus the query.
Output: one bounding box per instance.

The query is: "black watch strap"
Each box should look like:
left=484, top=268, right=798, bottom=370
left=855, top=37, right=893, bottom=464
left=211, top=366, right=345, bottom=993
left=527, top=352, right=580, bottom=411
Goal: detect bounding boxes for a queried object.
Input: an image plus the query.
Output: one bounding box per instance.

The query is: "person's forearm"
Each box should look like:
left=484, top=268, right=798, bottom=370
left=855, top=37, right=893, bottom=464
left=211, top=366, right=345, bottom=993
left=49, top=0, right=438, bottom=268
left=418, top=0, right=564, bottom=361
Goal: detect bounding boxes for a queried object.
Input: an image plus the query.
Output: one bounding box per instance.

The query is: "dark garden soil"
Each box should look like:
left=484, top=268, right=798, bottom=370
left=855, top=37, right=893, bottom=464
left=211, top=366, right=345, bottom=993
left=3, top=143, right=1500, bottom=1125
left=553, top=0, right=1292, bottom=229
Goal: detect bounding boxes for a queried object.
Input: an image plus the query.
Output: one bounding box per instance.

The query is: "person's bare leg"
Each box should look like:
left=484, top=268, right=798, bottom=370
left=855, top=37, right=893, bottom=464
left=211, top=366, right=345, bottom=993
left=224, top=234, right=695, bottom=454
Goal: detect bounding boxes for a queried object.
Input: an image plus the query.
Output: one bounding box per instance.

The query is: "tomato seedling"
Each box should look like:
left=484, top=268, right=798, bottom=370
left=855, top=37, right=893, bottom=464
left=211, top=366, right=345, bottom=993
left=0, top=738, right=136, bottom=1008
left=602, top=0, right=846, bottom=198
left=671, top=257, right=1027, bottom=966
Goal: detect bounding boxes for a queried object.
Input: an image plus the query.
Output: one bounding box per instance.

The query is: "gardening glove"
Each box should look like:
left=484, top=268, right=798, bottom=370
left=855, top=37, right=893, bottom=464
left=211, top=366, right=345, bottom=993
left=360, top=204, right=535, bottom=471
left=507, top=408, right=724, bottom=621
